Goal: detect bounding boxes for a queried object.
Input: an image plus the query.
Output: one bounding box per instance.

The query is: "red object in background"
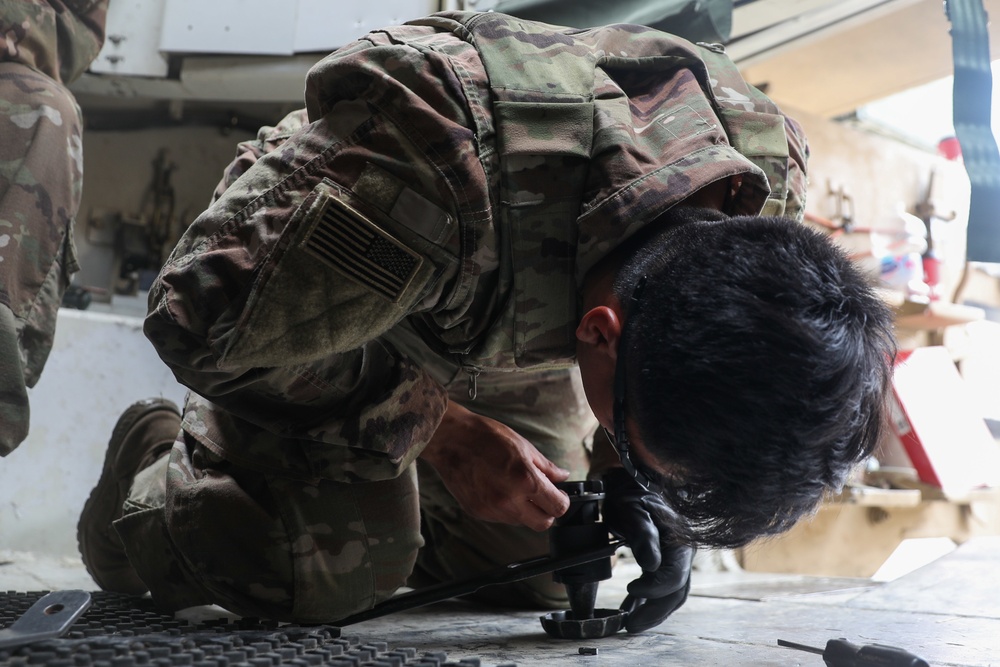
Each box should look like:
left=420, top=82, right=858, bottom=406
left=937, top=136, right=963, bottom=161
left=887, top=347, right=1000, bottom=492
left=922, top=252, right=941, bottom=300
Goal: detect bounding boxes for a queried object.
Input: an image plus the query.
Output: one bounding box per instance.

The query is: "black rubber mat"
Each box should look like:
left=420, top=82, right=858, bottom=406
left=0, top=592, right=515, bottom=667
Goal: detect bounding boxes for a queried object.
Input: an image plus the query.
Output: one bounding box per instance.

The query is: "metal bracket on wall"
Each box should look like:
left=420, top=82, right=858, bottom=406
left=826, top=180, right=856, bottom=231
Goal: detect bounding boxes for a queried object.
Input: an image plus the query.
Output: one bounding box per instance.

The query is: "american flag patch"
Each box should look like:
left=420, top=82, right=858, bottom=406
left=303, top=194, right=422, bottom=302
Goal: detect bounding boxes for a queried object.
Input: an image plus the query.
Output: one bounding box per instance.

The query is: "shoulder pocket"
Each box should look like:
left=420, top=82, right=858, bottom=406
left=218, top=179, right=454, bottom=369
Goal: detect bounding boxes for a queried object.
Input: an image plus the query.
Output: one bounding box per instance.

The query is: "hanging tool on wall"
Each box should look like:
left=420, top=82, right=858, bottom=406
left=804, top=181, right=858, bottom=234
left=826, top=181, right=857, bottom=232
left=115, top=148, right=179, bottom=295
left=913, top=170, right=957, bottom=301
left=139, top=147, right=178, bottom=265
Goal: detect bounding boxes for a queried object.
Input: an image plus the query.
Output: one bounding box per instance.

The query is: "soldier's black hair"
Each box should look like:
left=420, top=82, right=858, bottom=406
left=612, top=207, right=896, bottom=549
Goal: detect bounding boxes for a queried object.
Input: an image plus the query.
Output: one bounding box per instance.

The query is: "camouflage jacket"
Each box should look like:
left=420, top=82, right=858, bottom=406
left=145, top=11, right=809, bottom=483
left=0, top=0, right=108, bottom=84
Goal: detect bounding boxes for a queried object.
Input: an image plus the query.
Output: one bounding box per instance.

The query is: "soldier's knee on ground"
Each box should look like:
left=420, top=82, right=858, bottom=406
left=124, top=435, right=424, bottom=623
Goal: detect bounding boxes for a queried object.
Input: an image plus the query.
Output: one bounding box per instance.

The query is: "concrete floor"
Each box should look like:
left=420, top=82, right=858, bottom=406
left=3, top=542, right=998, bottom=666
left=0, top=548, right=848, bottom=665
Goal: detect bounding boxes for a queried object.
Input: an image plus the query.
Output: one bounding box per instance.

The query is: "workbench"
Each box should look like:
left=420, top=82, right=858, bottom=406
left=738, top=485, right=1000, bottom=578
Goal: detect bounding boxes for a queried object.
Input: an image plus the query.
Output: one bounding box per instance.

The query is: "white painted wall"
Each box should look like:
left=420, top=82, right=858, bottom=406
left=0, top=305, right=187, bottom=558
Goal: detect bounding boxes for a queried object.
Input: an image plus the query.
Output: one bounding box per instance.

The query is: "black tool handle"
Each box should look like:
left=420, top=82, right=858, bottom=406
left=825, top=639, right=930, bottom=667
left=778, top=638, right=930, bottom=667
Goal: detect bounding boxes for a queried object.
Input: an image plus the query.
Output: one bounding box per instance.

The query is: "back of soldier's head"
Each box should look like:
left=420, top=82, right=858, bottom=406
left=614, top=207, right=895, bottom=548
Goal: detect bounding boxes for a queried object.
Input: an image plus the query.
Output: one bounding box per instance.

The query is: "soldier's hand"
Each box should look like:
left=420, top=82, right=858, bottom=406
left=420, top=401, right=570, bottom=531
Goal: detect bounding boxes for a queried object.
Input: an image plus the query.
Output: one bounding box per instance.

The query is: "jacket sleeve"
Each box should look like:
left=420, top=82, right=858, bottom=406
left=208, top=109, right=311, bottom=205
left=145, top=99, right=458, bottom=483
left=0, top=0, right=108, bottom=84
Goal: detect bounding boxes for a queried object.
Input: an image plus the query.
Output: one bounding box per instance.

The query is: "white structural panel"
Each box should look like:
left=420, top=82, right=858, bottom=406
left=89, top=0, right=170, bottom=77
left=294, top=0, right=440, bottom=53
left=160, top=0, right=440, bottom=55
left=160, top=0, right=299, bottom=55
left=0, top=308, right=187, bottom=558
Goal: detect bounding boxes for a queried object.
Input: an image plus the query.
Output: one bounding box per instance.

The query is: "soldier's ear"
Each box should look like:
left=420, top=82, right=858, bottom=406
left=576, top=304, right=624, bottom=429
left=575, top=305, right=624, bottom=361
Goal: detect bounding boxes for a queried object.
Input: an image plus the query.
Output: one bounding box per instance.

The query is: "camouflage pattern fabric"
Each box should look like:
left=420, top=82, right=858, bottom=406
left=118, top=366, right=598, bottom=621
left=123, top=11, right=809, bottom=620
left=144, top=10, right=808, bottom=484
left=413, top=366, right=598, bottom=611
left=0, top=0, right=108, bottom=84
left=0, top=1, right=107, bottom=456
left=0, top=62, right=81, bottom=455
left=117, top=430, right=424, bottom=622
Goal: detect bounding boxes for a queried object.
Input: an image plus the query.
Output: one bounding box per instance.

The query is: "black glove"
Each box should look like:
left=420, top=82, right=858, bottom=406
left=601, top=467, right=696, bottom=633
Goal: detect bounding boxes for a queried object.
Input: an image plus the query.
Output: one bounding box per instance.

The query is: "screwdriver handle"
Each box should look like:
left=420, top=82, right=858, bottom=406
left=825, top=639, right=930, bottom=667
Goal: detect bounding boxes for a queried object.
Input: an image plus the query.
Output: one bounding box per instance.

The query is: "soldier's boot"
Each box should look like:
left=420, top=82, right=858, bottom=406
left=78, top=398, right=180, bottom=594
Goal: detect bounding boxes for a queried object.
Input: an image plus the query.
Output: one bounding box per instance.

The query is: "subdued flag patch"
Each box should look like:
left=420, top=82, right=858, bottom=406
left=303, top=193, right=422, bottom=303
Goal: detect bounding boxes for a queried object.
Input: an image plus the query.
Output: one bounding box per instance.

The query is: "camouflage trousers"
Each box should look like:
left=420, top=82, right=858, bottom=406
left=115, top=366, right=600, bottom=623
left=0, top=62, right=82, bottom=456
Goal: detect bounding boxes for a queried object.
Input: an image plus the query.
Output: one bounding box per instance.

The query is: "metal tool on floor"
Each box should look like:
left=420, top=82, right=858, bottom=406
left=337, top=480, right=627, bottom=640
left=0, top=590, right=92, bottom=649
left=777, top=638, right=930, bottom=666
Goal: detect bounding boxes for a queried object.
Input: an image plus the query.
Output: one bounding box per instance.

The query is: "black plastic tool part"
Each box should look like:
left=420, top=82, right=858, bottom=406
left=540, top=481, right=622, bottom=639
left=0, top=590, right=92, bottom=649
left=549, top=481, right=613, bottom=623
left=539, top=609, right=628, bottom=640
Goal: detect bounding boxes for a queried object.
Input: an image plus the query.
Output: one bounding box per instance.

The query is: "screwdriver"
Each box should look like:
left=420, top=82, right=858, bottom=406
left=777, top=638, right=930, bottom=666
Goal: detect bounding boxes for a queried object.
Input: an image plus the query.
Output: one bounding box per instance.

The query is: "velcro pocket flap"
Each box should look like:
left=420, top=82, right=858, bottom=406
left=494, top=101, right=594, bottom=158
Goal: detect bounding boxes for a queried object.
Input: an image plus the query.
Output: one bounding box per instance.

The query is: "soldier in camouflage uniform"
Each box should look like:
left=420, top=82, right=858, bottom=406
left=79, top=12, right=894, bottom=632
left=0, top=0, right=107, bottom=455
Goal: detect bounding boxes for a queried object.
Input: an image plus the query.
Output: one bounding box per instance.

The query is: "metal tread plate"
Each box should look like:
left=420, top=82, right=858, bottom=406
left=0, top=591, right=514, bottom=667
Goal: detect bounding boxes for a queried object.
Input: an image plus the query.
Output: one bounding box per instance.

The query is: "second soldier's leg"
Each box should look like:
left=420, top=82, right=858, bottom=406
left=0, top=62, right=83, bottom=455
left=414, top=366, right=600, bottom=608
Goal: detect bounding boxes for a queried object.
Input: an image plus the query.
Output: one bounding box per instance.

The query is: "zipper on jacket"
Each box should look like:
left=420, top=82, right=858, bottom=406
left=466, top=367, right=481, bottom=400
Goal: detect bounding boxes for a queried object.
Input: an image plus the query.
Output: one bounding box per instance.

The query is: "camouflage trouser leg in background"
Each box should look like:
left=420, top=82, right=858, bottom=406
left=0, top=62, right=82, bottom=456
left=115, top=366, right=598, bottom=622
